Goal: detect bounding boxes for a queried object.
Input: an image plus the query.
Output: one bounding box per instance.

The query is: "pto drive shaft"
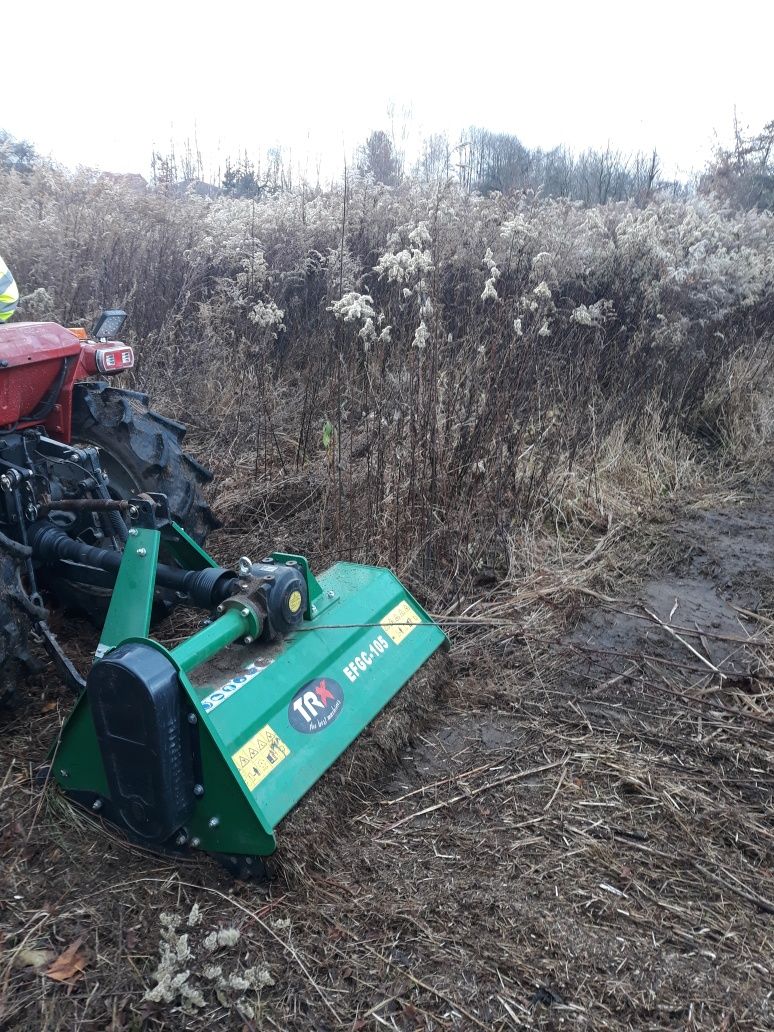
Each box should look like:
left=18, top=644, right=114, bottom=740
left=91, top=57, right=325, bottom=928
left=29, top=522, right=239, bottom=609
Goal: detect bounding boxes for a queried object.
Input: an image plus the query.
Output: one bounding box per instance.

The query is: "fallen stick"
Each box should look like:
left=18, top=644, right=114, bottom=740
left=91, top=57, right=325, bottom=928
left=361, top=762, right=496, bottom=811
left=381, top=758, right=566, bottom=832
left=601, top=603, right=767, bottom=647
left=643, top=607, right=723, bottom=677
left=693, top=863, right=774, bottom=916
left=730, top=603, right=774, bottom=628
left=543, top=764, right=568, bottom=812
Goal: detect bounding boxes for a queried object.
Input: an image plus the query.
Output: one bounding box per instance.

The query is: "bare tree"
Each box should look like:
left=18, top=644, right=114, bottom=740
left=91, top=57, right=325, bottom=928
left=701, top=116, right=774, bottom=210
left=417, top=133, right=453, bottom=183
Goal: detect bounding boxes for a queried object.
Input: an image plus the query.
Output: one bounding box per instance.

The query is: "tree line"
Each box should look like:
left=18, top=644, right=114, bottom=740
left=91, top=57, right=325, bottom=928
left=2, top=119, right=772, bottom=210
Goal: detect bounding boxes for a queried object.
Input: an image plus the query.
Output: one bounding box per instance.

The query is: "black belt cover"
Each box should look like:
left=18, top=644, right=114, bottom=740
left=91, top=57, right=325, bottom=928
left=87, top=642, right=194, bottom=842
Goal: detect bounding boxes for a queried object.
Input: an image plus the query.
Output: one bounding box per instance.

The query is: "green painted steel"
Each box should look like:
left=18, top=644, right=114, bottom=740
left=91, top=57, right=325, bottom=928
left=177, top=720, right=277, bottom=855
left=97, top=528, right=159, bottom=657
left=52, top=526, right=448, bottom=859
left=171, top=607, right=255, bottom=674
left=192, top=561, right=446, bottom=834
left=166, top=521, right=219, bottom=570
left=52, top=692, right=109, bottom=796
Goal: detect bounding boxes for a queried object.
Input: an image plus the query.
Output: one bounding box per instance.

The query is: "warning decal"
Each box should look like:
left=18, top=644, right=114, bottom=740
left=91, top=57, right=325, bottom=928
left=381, top=600, right=422, bottom=645
left=232, top=724, right=291, bottom=791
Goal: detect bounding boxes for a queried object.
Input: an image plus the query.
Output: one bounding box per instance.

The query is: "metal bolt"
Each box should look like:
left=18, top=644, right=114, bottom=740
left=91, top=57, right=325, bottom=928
left=0, top=475, right=11, bottom=491
left=175, top=832, right=187, bottom=846
left=128, top=505, right=139, bottom=519
left=128, top=528, right=139, bottom=537
left=136, top=547, right=147, bottom=557
left=241, top=607, right=250, bottom=617
left=238, top=556, right=253, bottom=576
left=187, top=712, right=198, bottom=725
left=190, top=837, right=201, bottom=848
left=208, top=816, right=220, bottom=829
left=311, top=604, right=317, bottom=614
left=193, top=784, right=204, bottom=797
left=326, top=590, right=335, bottom=599
left=59, top=769, right=69, bottom=778
left=216, top=604, right=224, bottom=614
left=243, top=636, right=254, bottom=645
left=67, top=452, right=79, bottom=461
left=92, top=798, right=103, bottom=811
left=102, top=472, right=109, bottom=482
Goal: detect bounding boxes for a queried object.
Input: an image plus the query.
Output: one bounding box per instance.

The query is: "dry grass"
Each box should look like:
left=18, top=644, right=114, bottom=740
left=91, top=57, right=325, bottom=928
left=1, top=437, right=773, bottom=1030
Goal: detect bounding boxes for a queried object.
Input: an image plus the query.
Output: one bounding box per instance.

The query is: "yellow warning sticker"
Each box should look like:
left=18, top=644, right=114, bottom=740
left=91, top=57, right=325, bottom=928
left=381, top=600, right=422, bottom=645
left=288, top=589, right=303, bottom=614
left=232, top=724, right=290, bottom=792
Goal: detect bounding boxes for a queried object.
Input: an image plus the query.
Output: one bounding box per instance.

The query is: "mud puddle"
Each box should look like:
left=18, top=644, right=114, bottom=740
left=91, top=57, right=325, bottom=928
left=570, top=481, right=774, bottom=688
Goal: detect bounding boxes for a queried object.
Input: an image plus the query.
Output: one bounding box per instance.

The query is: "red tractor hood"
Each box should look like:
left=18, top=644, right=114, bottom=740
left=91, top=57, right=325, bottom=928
left=0, top=322, right=83, bottom=437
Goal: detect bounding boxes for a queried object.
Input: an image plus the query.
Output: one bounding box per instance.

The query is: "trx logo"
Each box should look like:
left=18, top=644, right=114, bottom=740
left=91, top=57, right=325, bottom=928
left=288, top=678, right=344, bottom=734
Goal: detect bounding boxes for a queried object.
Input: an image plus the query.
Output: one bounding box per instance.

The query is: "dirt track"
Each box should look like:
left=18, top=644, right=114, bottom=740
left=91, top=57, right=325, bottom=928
left=1, top=478, right=772, bottom=1030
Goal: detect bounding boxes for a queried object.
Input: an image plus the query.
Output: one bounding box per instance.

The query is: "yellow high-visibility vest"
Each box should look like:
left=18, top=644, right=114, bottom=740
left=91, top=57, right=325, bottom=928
left=0, top=254, right=19, bottom=322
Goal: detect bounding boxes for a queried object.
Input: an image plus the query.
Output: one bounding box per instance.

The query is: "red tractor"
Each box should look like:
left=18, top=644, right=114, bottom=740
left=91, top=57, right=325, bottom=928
left=0, top=311, right=217, bottom=703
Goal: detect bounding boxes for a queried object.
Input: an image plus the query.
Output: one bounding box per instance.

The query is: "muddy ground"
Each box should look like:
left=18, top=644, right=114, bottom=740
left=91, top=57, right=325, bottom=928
left=0, top=477, right=772, bottom=1031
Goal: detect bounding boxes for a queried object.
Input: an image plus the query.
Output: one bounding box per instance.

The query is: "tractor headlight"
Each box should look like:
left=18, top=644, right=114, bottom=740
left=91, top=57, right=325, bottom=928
left=92, top=309, right=127, bottom=341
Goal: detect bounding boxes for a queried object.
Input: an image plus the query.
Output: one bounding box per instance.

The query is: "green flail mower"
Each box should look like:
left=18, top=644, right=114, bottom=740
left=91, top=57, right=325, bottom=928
left=0, top=315, right=447, bottom=877
left=48, top=507, right=446, bottom=875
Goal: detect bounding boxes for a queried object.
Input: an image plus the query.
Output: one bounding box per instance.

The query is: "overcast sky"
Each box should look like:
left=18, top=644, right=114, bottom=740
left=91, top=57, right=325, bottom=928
left=4, top=0, right=771, bottom=182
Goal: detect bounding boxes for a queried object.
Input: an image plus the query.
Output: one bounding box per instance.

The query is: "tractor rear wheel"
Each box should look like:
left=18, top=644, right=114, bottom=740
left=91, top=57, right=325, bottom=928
left=51, top=383, right=220, bottom=623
